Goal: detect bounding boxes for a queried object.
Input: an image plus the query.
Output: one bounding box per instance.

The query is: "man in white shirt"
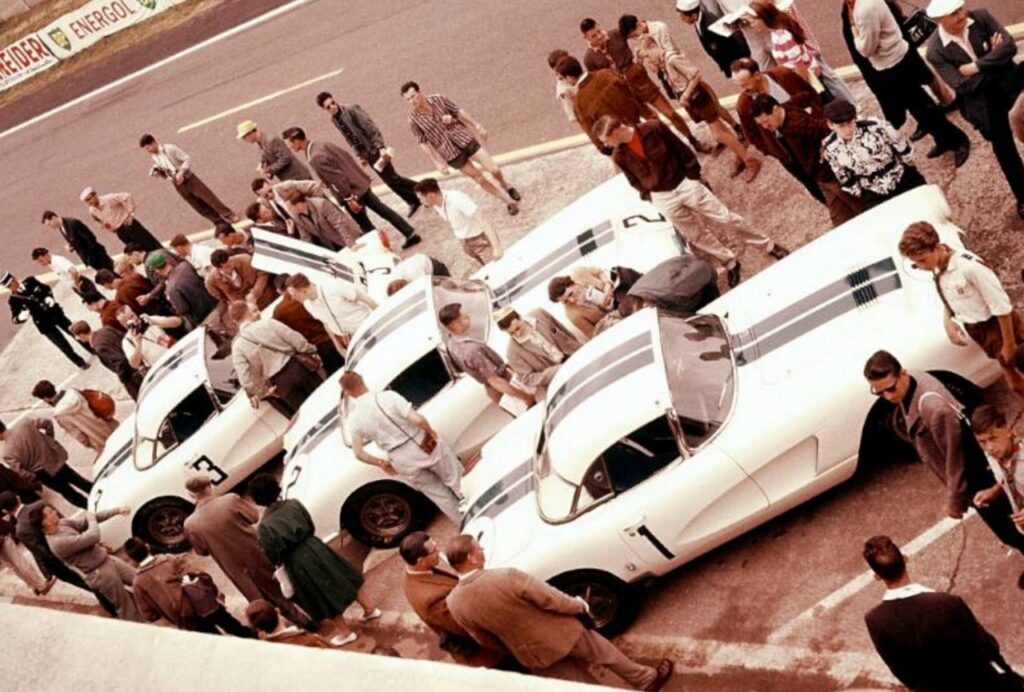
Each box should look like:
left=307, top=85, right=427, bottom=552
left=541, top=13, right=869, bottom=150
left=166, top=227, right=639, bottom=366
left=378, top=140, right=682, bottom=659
left=139, top=134, right=238, bottom=225
left=898, top=221, right=1024, bottom=399
left=115, top=304, right=179, bottom=369
left=413, top=178, right=503, bottom=266
left=31, top=248, right=93, bottom=297
left=341, top=371, right=463, bottom=522
left=170, top=234, right=213, bottom=276
left=285, top=272, right=376, bottom=353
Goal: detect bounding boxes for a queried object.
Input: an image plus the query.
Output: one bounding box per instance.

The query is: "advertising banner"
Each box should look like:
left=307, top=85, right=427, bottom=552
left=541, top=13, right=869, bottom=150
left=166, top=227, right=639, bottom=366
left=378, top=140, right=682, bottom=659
left=0, top=33, right=59, bottom=91
left=39, top=0, right=187, bottom=60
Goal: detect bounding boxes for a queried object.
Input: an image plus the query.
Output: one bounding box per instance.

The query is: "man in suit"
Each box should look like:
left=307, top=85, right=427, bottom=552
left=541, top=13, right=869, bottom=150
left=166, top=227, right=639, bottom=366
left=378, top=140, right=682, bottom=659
left=0, top=417, right=91, bottom=509
left=675, top=0, right=751, bottom=77
left=237, top=120, right=311, bottom=182
left=555, top=56, right=646, bottom=154
left=148, top=251, right=217, bottom=331
left=70, top=321, right=142, bottom=401
left=140, top=134, right=238, bottom=225
left=41, top=211, right=113, bottom=273
left=250, top=177, right=333, bottom=237
left=282, top=126, right=422, bottom=249
left=316, top=91, right=421, bottom=216
left=494, top=306, right=580, bottom=401
left=283, top=189, right=360, bottom=251
left=2, top=272, right=92, bottom=368
left=863, top=535, right=1022, bottom=691
left=925, top=0, right=1024, bottom=219
left=444, top=535, right=673, bottom=689
left=400, top=531, right=506, bottom=667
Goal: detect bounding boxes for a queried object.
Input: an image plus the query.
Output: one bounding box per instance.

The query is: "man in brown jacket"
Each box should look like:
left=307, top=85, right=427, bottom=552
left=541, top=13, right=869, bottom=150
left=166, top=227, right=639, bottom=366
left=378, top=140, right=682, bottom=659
left=182, top=475, right=315, bottom=630
left=271, top=275, right=344, bottom=373
left=444, top=535, right=673, bottom=689
left=283, top=189, right=360, bottom=251
left=124, top=537, right=253, bottom=636
left=556, top=57, right=645, bottom=154
left=495, top=307, right=580, bottom=401
left=204, top=250, right=274, bottom=311
left=863, top=351, right=1024, bottom=558
left=400, top=532, right=506, bottom=667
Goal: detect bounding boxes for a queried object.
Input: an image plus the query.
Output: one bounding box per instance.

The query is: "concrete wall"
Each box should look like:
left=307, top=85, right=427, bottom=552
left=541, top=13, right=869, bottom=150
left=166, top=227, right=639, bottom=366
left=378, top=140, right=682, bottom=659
left=0, top=603, right=613, bottom=692
left=0, top=0, right=47, bottom=22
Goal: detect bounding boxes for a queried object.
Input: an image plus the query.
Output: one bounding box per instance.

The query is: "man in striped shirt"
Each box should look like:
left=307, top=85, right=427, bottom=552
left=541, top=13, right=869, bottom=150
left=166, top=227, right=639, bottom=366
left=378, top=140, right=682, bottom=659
left=401, top=81, right=521, bottom=216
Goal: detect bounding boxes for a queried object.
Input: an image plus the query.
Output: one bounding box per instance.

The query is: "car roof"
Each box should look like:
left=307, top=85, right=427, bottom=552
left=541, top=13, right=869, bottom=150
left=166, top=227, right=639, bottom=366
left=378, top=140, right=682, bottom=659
left=543, top=309, right=673, bottom=485
left=135, top=327, right=210, bottom=437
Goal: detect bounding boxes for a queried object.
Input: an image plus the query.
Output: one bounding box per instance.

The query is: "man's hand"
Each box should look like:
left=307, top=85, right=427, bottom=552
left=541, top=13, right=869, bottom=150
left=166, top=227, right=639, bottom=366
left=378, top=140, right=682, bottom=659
left=379, top=150, right=392, bottom=165
left=438, top=165, right=451, bottom=176
left=137, top=294, right=151, bottom=306
left=346, top=199, right=364, bottom=214
left=117, top=507, right=131, bottom=517
left=266, top=386, right=278, bottom=399
left=285, top=219, right=296, bottom=236
left=491, top=247, right=504, bottom=261
left=973, top=486, right=1002, bottom=508
left=379, top=460, right=397, bottom=476
left=174, top=172, right=185, bottom=185
left=441, top=114, right=454, bottom=126
left=946, top=504, right=965, bottom=519
left=1001, top=340, right=1016, bottom=364
left=945, top=319, right=968, bottom=346
left=65, top=243, right=73, bottom=253
left=574, top=596, right=591, bottom=614
left=477, top=126, right=489, bottom=142
left=958, top=62, right=981, bottom=78
left=1012, top=507, right=1024, bottom=529
left=249, top=394, right=261, bottom=409
left=992, top=32, right=1004, bottom=48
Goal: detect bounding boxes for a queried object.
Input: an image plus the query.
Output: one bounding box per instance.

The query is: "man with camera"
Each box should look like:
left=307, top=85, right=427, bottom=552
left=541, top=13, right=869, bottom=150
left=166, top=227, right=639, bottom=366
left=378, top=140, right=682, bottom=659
left=140, top=134, right=239, bottom=226
left=341, top=371, right=464, bottom=523
left=115, top=304, right=179, bottom=370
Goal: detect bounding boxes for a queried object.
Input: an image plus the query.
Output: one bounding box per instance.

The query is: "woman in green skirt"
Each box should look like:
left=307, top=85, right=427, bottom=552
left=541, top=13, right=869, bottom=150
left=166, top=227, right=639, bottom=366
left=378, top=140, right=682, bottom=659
left=249, top=474, right=380, bottom=646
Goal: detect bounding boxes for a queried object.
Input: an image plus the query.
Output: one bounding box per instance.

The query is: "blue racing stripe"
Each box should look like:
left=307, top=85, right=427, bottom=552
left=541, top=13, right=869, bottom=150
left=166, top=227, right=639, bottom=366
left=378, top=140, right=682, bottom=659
left=461, top=458, right=533, bottom=528
left=346, top=291, right=429, bottom=368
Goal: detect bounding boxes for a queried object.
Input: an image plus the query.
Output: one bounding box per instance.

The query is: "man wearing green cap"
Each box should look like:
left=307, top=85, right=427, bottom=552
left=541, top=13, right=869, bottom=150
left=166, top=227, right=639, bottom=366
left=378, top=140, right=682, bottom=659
left=148, top=251, right=216, bottom=330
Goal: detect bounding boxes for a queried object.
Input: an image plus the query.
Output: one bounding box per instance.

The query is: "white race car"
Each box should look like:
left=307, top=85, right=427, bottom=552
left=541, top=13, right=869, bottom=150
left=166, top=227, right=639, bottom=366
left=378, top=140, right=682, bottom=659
left=458, top=185, right=1002, bottom=633
left=280, top=175, right=685, bottom=547
left=88, top=327, right=290, bottom=551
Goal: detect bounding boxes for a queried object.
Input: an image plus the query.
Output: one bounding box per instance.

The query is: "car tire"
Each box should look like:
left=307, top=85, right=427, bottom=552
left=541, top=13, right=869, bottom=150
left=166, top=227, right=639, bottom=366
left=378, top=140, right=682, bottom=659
left=133, top=497, right=194, bottom=553
left=549, top=570, right=637, bottom=637
left=341, top=481, right=433, bottom=549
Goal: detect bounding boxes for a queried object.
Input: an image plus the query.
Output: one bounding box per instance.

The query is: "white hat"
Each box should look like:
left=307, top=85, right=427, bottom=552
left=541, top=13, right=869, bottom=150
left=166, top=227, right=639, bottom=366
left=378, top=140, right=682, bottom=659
left=676, top=0, right=700, bottom=12
left=79, top=186, right=95, bottom=201
left=926, top=0, right=964, bottom=18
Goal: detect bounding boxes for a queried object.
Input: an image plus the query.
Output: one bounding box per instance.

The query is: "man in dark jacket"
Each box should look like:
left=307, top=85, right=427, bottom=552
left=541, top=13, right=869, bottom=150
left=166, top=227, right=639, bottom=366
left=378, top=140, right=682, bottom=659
left=315, top=92, right=420, bottom=215
left=282, top=127, right=421, bottom=249
left=147, top=251, right=216, bottom=330
left=926, top=2, right=1024, bottom=219
left=863, top=535, right=1021, bottom=691
left=70, top=321, right=142, bottom=400
left=2, top=273, right=91, bottom=368
left=556, top=56, right=647, bottom=154
left=0, top=417, right=90, bottom=509
left=675, top=0, right=751, bottom=77
left=237, top=120, right=311, bottom=182
left=42, top=211, right=113, bottom=273
left=596, top=116, right=786, bottom=288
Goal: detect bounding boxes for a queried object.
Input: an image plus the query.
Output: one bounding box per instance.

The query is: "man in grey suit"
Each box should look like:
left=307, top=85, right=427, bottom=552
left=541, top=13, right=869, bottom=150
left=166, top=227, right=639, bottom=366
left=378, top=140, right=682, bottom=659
left=494, top=306, right=580, bottom=401
left=316, top=91, right=421, bottom=216
left=237, top=120, right=312, bottom=182
left=444, top=535, right=673, bottom=689
left=0, top=418, right=91, bottom=508
left=282, top=126, right=422, bottom=249
left=283, top=189, right=360, bottom=250
left=925, top=0, right=1024, bottom=219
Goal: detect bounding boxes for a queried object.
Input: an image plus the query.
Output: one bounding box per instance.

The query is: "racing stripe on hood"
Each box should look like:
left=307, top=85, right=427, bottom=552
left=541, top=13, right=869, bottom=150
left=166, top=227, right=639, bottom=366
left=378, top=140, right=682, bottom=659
left=94, top=439, right=133, bottom=482
left=287, top=407, right=340, bottom=463
left=347, top=290, right=429, bottom=368
left=140, top=338, right=201, bottom=398
left=733, top=262, right=901, bottom=365
left=461, top=457, right=533, bottom=529
left=490, top=221, right=614, bottom=307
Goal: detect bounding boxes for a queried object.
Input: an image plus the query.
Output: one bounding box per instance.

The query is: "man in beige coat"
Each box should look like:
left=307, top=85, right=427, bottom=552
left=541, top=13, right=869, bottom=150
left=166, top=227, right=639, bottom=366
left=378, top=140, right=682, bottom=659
left=30, top=380, right=117, bottom=455
left=284, top=189, right=360, bottom=251
left=444, top=535, right=673, bottom=689
left=495, top=307, right=580, bottom=401
left=182, top=475, right=314, bottom=630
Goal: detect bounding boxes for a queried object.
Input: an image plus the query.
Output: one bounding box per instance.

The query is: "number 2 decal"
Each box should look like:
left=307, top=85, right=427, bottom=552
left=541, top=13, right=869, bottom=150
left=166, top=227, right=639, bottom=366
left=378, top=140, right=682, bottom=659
left=192, top=456, right=228, bottom=485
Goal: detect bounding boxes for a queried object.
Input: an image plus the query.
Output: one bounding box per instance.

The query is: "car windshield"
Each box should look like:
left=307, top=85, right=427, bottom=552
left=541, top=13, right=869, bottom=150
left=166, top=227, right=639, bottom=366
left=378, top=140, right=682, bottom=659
left=658, top=314, right=735, bottom=448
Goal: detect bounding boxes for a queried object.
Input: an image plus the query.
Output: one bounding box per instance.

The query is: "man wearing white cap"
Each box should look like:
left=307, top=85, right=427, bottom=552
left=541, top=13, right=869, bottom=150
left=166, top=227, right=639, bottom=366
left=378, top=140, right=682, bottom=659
left=81, top=187, right=163, bottom=253
left=925, top=0, right=1024, bottom=219
left=675, top=0, right=752, bottom=78
left=237, top=120, right=311, bottom=183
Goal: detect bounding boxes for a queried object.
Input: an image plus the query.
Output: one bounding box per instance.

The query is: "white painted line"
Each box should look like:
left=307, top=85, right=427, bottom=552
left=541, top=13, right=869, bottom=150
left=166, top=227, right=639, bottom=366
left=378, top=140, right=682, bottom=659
left=767, top=514, right=972, bottom=644
left=0, top=0, right=317, bottom=142
left=177, top=66, right=344, bottom=134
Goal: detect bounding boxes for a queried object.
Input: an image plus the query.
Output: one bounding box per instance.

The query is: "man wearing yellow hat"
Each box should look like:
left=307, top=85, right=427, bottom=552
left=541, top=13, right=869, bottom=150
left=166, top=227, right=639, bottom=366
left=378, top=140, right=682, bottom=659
left=237, top=120, right=311, bottom=183
left=925, top=0, right=1024, bottom=219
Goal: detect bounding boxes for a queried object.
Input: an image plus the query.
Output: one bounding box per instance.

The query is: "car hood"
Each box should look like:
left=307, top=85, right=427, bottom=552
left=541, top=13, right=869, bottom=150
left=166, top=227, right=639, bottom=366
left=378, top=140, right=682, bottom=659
left=92, top=414, right=136, bottom=485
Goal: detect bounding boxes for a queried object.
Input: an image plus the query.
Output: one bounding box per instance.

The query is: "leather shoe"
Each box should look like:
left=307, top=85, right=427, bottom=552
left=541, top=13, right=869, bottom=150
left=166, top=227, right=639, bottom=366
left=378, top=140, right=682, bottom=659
left=644, top=659, right=675, bottom=692
left=507, top=187, right=522, bottom=202
left=401, top=234, right=422, bottom=250
left=726, top=261, right=742, bottom=288
left=740, top=157, right=762, bottom=183
left=952, top=140, right=970, bottom=168
left=909, top=124, right=928, bottom=142
left=507, top=202, right=519, bottom=216
left=768, top=244, right=790, bottom=260
left=405, top=202, right=421, bottom=218
left=925, top=143, right=946, bottom=159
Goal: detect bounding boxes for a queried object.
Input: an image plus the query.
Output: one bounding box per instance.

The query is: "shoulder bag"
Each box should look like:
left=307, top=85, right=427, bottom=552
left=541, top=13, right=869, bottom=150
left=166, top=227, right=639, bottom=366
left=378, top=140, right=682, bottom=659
left=374, top=393, right=437, bottom=455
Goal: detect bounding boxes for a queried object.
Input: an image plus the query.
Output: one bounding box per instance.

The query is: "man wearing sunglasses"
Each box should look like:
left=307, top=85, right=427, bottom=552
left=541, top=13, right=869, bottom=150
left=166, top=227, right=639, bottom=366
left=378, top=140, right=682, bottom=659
left=863, top=350, right=1024, bottom=560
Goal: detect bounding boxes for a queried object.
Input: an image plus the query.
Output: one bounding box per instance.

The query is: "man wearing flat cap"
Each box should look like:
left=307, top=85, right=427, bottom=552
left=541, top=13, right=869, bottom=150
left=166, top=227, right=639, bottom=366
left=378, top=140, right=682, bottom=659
left=438, top=303, right=535, bottom=410
left=148, top=251, right=216, bottom=331
left=925, top=0, right=1024, bottom=219
left=495, top=306, right=580, bottom=402
left=821, top=99, right=926, bottom=211
left=80, top=187, right=163, bottom=253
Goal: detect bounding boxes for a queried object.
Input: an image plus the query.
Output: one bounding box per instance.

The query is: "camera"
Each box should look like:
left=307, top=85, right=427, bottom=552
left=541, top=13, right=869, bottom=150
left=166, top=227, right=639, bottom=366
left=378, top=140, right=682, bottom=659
left=128, top=321, right=145, bottom=335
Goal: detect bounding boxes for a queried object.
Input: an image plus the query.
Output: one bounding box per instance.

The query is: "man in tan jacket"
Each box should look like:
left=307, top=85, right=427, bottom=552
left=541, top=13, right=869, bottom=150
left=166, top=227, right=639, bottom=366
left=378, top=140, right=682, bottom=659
left=444, top=535, right=673, bottom=689
left=495, top=306, right=580, bottom=401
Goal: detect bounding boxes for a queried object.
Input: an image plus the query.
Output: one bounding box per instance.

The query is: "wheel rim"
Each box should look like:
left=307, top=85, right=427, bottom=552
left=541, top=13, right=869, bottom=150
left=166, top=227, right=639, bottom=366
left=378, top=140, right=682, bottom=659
left=147, top=505, right=188, bottom=548
left=360, top=492, right=413, bottom=541
left=563, top=580, right=620, bottom=630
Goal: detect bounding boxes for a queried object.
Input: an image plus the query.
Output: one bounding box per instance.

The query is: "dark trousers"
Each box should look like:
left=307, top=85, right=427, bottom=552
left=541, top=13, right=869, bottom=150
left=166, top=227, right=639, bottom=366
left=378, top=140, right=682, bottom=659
left=983, top=80, right=1024, bottom=204
left=37, top=312, right=90, bottom=367
left=82, top=249, right=115, bottom=274
left=315, top=340, right=345, bottom=374
left=369, top=153, right=420, bottom=207
left=974, top=491, right=1024, bottom=556
left=349, top=188, right=417, bottom=239
left=268, top=357, right=324, bottom=418
left=192, top=606, right=255, bottom=637
left=115, top=219, right=163, bottom=252
left=430, top=256, right=451, bottom=277
left=175, top=173, right=235, bottom=224
left=861, top=166, right=927, bottom=211
left=38, top=464, right=92, bottom=509
left=879, top=53, right=968, bottom=151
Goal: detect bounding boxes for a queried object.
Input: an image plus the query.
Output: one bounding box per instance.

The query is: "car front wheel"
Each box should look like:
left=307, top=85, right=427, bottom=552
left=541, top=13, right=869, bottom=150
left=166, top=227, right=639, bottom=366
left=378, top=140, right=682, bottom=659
left=133, top=497, right=194, bottom=553
left=550, top=570, right=637, bottom=637
left=341, top=481, right=432, bottom=548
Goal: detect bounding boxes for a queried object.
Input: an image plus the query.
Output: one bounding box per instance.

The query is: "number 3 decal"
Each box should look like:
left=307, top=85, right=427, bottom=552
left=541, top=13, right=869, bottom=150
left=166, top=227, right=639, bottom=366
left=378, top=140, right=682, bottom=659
left=192, top=456, right=228, bottom=485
